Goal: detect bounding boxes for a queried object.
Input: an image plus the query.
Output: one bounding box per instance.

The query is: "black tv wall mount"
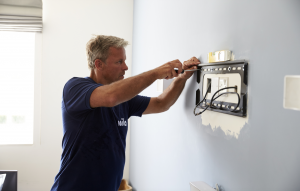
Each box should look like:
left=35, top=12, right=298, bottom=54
left=196, top=60, right=248, bottom=117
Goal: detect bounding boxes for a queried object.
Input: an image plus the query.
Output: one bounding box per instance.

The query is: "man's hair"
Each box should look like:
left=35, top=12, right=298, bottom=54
left=86, top=35, right=129, bottom=70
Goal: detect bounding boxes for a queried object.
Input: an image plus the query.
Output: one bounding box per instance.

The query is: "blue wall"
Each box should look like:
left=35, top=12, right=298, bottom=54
left=130, top=1, right=300, bottom=191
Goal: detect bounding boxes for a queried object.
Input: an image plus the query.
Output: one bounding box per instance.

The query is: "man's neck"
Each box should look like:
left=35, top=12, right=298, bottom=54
left=90, top=70, right=109, bottom=85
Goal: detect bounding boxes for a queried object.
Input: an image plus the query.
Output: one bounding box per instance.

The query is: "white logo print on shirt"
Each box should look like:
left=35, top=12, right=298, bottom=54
left=118, top=118, right=127, bottom=126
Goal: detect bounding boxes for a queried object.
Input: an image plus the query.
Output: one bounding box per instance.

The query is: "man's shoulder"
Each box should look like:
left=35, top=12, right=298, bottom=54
left=63, top=77, right=99, bottom=97
left=64, top=77, right=96, bottom=88
left=66, top=77, right=93, bottom=84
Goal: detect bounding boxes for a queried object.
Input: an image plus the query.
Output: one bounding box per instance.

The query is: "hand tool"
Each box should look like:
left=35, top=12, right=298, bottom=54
left=174, top=68, right=200, bottom=74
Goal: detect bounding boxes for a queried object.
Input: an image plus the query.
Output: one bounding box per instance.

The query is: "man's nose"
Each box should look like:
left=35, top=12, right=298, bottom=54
left=123, top=62, right=128, bottom=71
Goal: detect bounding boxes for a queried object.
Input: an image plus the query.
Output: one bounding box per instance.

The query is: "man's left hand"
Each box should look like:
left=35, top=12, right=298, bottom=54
left=179, top=57, right=200, bottom=80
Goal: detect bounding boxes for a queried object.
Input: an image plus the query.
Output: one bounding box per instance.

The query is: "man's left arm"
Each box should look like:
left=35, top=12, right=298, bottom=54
left=143, top=57, right=199, bottom=114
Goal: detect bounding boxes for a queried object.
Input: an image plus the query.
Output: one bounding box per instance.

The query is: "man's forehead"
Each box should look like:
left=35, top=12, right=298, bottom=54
left=107, top=47, right=126, bottom=59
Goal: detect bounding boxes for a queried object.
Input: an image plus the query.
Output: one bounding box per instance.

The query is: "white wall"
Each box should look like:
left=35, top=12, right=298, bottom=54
left=130, top=1, right=300, bottom=191
left=0, top=1, right=133, bottom=190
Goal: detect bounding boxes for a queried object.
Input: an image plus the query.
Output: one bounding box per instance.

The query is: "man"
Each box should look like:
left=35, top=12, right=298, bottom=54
left=50, top=35, right=200, bottom=191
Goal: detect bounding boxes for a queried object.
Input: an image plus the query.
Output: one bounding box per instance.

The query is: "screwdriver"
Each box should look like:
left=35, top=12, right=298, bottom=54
left=174, top=68, right=200, bottom=74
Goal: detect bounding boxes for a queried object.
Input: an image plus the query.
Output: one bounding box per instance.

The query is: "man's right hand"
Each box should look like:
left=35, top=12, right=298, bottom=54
left=153, top=59, right=183, bottom=80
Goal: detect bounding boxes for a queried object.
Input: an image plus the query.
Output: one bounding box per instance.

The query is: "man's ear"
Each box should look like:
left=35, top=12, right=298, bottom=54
left=94, top=59, right=104, bottom=70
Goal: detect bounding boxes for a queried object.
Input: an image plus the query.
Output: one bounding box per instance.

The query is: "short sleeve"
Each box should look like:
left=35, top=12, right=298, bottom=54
left=128, top=95, right=151, bottom=117
left=63, top=77, right=101, bottom=116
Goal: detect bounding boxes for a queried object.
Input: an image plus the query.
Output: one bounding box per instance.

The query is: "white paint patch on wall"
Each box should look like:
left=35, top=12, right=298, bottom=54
left=201, top=110, right=249, bottom=139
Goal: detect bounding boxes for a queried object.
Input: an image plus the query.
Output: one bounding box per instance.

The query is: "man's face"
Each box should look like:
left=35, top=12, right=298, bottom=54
left=102, top=47, right=128, bottom=84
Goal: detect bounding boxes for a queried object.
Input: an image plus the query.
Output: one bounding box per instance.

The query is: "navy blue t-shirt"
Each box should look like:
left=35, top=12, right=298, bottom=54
left=50, top=77, right=150, bottom=191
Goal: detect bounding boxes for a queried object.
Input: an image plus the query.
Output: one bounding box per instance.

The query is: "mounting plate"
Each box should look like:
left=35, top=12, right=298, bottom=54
left=196, top=60, right=248, bottom=117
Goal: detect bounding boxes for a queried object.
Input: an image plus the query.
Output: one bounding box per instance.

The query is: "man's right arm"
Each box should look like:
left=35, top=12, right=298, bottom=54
left=90, top=59, right=183, bottom=108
